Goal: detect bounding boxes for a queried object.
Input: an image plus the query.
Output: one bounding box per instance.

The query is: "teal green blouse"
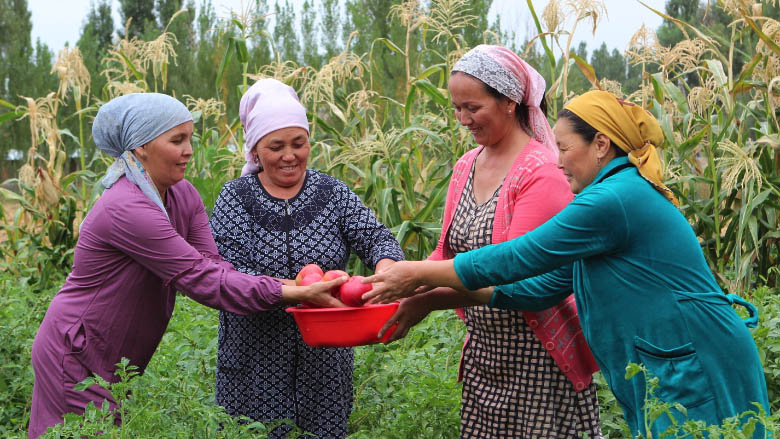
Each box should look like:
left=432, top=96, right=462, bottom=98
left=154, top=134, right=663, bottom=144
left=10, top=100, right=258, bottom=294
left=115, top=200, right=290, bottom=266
left=453, top=157, right=770, bottom=437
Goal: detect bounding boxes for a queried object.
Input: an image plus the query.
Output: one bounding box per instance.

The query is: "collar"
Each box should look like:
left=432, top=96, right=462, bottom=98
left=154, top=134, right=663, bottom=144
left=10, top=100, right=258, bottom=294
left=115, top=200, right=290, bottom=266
left=582, top=156, right=632, bottom=193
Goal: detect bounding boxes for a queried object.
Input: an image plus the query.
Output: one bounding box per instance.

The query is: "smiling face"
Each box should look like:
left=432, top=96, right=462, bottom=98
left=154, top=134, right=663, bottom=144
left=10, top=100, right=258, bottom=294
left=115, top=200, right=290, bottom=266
left=448, top=72, right=515, bottom=147
left=133, top=121, right=194, bottom=195
left=254, top=126, right=310, bottom=191
left=553, top=117, right=602, bottom=194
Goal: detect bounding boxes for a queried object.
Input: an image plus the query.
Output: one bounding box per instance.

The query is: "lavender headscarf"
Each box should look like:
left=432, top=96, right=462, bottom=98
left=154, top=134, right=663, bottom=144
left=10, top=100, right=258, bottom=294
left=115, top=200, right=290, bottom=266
left=92, top=93, right=193, bottom=221
left=239, top=78, right=310, bottom=176
left=452, top=45, right=557, bottom=155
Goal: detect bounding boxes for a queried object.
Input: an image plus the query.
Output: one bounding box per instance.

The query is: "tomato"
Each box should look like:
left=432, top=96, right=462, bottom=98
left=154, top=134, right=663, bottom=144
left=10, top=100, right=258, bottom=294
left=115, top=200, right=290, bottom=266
left=299, top=273, right=322, bottom=286
left=299, top=272, right=324, bottom=308
left=339, top=275, right=372, bottom=307
left=295, top=263, right=324, bottom=285
left=321, top=270, right=349, bottom=298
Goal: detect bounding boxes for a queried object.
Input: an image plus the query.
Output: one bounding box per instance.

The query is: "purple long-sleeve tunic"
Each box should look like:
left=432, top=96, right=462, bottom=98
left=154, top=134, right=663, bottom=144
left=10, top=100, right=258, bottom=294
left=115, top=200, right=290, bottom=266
left=29, top=177, right=283, bottom=438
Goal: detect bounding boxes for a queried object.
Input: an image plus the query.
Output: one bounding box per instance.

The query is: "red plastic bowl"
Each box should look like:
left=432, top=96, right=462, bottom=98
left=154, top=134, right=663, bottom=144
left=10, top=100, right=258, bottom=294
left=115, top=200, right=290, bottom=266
left=286, top=303, right=399, bottom=348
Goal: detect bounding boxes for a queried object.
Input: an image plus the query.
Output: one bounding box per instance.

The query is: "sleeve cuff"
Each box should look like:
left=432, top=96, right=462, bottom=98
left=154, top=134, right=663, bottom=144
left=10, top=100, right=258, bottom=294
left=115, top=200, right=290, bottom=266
left=453, top=252, right=479, bottom=290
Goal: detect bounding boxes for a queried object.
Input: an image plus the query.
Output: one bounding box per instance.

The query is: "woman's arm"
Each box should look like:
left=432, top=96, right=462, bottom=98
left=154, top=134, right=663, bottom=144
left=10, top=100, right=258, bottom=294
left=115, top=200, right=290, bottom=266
left=106, top=193, right=344, bottom=313
left=362, top=259, right=473, bottom=303
left=365, top=186, right=627, bottom=299
left=281, top=277, right=347, bottom=307
left=376, top=287, right=486, bottom=342
left=454, top=185, right=628, bottom=290
left=490, top=265, right=574, bottom=311
left=337, top=182, right=405, bottom=268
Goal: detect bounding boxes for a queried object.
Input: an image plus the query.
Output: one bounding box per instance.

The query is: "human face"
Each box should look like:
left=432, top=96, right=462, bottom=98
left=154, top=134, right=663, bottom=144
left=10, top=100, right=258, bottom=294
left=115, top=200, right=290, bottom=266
left=254, top=126, right=309, bottom=190
left=449, top=73, right=514, bottom=147
left=553, top=117, right=601, bottom=194
left=134, top=121, right=194, bottom=195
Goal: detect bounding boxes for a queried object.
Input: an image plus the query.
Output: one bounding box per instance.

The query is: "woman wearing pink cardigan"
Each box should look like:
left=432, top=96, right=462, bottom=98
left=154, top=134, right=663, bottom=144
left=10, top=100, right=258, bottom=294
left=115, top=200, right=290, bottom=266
left=378, top=45, right=601, bottom=437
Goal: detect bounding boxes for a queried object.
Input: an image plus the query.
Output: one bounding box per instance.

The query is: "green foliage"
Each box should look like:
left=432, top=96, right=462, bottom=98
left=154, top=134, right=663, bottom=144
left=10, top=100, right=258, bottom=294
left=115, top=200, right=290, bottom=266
left=0, top=270, right=58, bottom=438
left=623, top=362, right=779, bottom=438
left=273, top=0, right=301, bottom=64
left=745, top=287, right=780, bottom=404
left=118, top=0, right=157, bottom=39
left=349, top=310, right=463, bottom=438
left=3, top=1, right=780, bottom=437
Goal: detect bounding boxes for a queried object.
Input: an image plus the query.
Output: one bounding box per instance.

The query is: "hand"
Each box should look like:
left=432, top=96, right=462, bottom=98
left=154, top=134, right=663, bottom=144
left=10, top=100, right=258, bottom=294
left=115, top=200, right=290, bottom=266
left=361, top=261, right=425, bottom=304
left=374, top=258, right=397, bottom=273
left=377, top=295, right=434, bottom=343
left=282, top=276, right=348, bottom=307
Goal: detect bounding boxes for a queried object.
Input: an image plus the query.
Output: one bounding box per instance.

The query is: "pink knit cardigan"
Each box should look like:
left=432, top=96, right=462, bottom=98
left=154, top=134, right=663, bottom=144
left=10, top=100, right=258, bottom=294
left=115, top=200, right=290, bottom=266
left=428, top=140, right=599, bottom=391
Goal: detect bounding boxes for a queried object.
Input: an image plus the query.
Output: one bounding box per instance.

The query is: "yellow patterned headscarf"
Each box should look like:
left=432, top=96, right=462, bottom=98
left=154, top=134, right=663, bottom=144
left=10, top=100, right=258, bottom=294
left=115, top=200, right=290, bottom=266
left=565, top=90, right=678, bottom=206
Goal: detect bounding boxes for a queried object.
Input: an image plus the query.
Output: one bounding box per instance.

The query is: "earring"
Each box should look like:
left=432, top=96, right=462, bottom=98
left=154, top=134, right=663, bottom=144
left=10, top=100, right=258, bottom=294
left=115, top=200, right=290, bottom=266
left=597, top=156, right=602, bottom=168
left=253, top=154, right=259, bottom=164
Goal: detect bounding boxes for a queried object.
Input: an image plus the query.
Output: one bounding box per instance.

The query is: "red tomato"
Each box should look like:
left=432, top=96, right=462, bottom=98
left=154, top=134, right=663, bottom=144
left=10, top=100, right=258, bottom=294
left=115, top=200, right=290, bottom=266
left=339, top=275, right=372, bottom=307
left=295, top=263, right=324, bottom=286
left=321, top=270, right=349, bottom=298
left=299, top=272, right=324, bottom=308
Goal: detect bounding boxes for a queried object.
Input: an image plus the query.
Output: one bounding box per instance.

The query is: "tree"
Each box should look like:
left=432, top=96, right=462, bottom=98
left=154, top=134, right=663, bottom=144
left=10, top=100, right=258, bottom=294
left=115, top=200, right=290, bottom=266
left=0, top=0, right=34, bottom=164
left=272, top=0, right=300, bottom=63
left=118, top=0, right=157, bottom=39
left=0, top=0, right=33, bottom=98
left=344, top=0, right=408, bottom=100
left=300, top=0, right=321, bottom=67
left=460, top=0, right=495, bottom=48
left=156, top=0, right=198, bottom=96
left=77, top=0, right=115, bottom=98
left=590, top=43, right=626, bottom=83
left=656, top=0, right=699, bottom=47
left=247, top=0, right=273, bottom=73
left=319, top=0, right=341, bottom=61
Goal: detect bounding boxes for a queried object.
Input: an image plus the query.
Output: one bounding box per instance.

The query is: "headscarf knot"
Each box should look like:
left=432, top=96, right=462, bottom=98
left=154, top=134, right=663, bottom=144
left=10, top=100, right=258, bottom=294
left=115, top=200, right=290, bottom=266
left=564, top=90, right=678, bottom=206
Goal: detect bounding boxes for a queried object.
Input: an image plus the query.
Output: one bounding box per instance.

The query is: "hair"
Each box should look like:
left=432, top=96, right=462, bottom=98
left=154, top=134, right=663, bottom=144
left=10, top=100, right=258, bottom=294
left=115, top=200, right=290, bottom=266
left=451, top=71, right=546, bottom=131
left=556, top=108, right=627, bottom=156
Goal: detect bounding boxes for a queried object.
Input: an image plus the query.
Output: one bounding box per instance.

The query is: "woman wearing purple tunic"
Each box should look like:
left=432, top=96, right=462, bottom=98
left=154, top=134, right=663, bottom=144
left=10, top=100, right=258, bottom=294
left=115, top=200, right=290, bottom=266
left=28, top=93, right=346, bottom=438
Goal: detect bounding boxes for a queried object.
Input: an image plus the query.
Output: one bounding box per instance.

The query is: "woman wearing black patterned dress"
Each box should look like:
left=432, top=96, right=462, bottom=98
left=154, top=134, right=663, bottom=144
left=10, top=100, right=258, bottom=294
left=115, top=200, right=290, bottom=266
left=209, top=78, right=404, bottom=438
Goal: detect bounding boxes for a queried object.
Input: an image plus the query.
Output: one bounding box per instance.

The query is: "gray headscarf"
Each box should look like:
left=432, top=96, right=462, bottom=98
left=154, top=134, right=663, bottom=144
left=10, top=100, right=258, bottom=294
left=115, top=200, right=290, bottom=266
left=92, top=93, right=193, bottom=221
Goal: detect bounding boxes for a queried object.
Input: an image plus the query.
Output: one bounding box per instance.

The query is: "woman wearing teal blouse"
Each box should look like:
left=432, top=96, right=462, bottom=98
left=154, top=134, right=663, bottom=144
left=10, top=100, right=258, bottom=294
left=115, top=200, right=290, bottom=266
left=365, top=90, right=770, bottom=437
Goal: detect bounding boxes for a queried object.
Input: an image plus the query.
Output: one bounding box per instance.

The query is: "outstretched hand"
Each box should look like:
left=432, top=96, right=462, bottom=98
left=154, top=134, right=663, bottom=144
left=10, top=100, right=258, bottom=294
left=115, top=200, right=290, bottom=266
left=377, top=295, right=434, bottom=343
left=284, top=276, right=348, bottom=308
left=361, top=261, right=425, bottom=304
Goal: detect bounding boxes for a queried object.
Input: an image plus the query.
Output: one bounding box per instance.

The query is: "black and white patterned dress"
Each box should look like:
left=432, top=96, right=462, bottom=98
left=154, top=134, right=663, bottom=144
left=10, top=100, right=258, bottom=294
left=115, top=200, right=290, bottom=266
left=450, top=164, right=601, bottom=438
left=209, top=170, right=404, bottom=439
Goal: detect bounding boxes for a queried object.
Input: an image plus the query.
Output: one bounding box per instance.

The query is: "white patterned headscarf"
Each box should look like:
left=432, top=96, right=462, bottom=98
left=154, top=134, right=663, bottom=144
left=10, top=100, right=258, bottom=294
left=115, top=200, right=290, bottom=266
left=452, top=44, right=557, bottom=156
left=92, top=93, right=193, bottom=222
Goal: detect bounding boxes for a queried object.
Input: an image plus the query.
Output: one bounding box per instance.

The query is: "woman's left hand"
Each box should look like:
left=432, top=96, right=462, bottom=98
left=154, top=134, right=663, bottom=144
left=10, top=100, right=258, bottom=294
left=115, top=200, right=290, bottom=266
left=361, top=261, right=425, bottom=304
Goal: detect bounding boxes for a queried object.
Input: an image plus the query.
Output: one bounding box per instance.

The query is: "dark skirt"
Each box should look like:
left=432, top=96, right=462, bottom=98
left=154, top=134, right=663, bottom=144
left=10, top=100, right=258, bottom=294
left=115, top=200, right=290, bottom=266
left=216, top=309, right=353, bottom=439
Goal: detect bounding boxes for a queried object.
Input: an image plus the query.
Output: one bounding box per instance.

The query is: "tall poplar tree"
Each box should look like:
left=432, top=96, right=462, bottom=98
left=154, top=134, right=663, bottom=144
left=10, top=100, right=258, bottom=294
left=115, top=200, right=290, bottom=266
left=319, top=0, right=342, bottom=61
left=272, top=0, right=300, bottom=63
left=300, top=0, right=321, bottom=68
left=77, top=0, right=115, bottom=98
left=118, top=0, right=156, bottom=39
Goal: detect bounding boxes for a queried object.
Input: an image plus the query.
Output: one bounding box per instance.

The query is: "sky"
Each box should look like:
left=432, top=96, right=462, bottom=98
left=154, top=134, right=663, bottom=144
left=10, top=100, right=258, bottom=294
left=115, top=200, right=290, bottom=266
left=27, top=0, right=666, bottom=56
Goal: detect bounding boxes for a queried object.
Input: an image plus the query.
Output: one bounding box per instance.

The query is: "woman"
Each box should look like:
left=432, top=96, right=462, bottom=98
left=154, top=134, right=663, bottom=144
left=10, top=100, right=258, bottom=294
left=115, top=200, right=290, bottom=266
left=209, top=78, right=404, bottom=439
left=28, top=93, right=345, bottom=439
left=376, top=45, right=601, bottom=438
left=365, top=90, right=770, bottom=438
